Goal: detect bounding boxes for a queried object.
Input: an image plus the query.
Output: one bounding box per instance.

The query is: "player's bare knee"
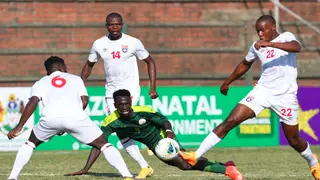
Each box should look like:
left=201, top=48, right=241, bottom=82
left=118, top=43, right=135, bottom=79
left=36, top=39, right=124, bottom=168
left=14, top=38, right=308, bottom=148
left=222, top=119, right=238, bottom=131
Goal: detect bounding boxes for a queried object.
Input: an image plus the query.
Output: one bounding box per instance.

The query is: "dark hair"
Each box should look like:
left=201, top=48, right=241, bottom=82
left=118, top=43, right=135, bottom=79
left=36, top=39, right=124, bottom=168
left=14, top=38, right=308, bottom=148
left=256, top=15, right=276, bottom=25
left=113, top=89, right=131, bottom=100
left=44, top=56, right=65, bottom=72
left=106, top=12, right=123, bottom=23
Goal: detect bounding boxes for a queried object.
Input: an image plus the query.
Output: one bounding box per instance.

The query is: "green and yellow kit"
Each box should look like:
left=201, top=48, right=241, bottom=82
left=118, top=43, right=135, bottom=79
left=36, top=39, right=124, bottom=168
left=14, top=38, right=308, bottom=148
left=100, top=106, right=167, bottom=151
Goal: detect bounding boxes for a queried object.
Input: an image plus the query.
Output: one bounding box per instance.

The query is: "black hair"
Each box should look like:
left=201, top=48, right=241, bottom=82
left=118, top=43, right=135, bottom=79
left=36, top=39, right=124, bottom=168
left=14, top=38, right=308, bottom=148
left=113, top=89, right=131, bottom=100
left=256, top=15, right=276, bottom=25
left=106, top=12, right=123, bottom=23
left=44, top=56, right=65, bottom=73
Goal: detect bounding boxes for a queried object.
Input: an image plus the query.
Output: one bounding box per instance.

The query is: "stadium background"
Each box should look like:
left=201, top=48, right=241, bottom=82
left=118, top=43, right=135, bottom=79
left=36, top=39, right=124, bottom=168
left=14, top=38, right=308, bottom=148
left=0, top=1, right=319, bottom=152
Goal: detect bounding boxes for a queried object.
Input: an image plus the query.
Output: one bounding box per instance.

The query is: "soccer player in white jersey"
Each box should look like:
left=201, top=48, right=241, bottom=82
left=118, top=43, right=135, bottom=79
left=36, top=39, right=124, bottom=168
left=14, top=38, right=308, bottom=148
left=79, top=12, right=157, bottom=178
left=180, top=15, right=320, bottom=179
left=7, top=56, right=136, bottom=180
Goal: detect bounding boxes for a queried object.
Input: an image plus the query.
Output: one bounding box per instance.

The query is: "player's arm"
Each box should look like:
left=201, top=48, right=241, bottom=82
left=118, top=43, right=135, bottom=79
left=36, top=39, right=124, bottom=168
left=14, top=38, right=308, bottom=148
left=144, top=55, right=158, bottom=99
left=220, top=59, right=254, bottom=96
left=67, top=125, right=113, bottom=176
left=149, top=112, right=175, bottom=138
left=224, top=59, right=254, bottom=85
left=135, top=38, right=158, bottom=99
left=255, top=40, right=301, bottom=53
left=81, top=42, right=99, bottom=84
left=80, top=60, right=96, bottom=83
left=7, top=96, right=39, bottom=139
left=66, top=147, right=101, bottom=176
left=269, top=41, right=301, bottom=52
left=144, top=55, right=156, bottom=91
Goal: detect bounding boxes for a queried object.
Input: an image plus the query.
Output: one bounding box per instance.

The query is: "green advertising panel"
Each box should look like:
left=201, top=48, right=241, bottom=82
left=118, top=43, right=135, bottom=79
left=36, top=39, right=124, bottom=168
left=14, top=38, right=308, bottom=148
left=35, top=86, right=279, bottom=151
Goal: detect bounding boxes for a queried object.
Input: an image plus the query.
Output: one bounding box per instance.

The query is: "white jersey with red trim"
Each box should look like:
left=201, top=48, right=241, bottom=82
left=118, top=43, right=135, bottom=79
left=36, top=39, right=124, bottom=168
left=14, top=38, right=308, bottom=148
left=31, top=71, right=88, bottom=120
left=245, top=32, right=299, bottom=95
left=88, top=33, right=149, bottom=97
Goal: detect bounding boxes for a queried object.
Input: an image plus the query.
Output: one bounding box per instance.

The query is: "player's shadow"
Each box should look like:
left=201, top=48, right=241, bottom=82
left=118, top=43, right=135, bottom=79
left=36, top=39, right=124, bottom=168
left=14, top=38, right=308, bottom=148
left=66, top=172, right=138, bottom=177
left=86, top=172, right=122, bottom=177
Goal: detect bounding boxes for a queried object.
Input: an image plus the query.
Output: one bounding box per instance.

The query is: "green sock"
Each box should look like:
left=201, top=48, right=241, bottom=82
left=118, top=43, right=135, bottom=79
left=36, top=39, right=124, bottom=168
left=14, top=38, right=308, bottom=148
left=203, top=160, right=226, bottom=174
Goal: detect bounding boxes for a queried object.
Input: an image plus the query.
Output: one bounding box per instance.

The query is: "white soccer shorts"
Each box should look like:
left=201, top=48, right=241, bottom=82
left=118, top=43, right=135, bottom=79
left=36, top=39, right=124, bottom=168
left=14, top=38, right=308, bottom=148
left=239, top=87, right=298, bottom=125
left=33, top=116, right=103, bottom=144
left=105, top=88, right=141, bottom=115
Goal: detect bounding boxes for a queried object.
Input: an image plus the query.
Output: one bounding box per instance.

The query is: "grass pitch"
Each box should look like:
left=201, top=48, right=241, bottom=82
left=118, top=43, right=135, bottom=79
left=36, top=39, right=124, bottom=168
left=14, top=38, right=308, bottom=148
left=1, top=146, right=319, bottom=180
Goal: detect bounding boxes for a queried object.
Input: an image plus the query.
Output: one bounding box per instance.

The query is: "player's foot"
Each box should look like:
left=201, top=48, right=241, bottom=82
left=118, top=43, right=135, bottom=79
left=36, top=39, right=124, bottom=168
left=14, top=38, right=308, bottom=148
left=147, top=148, right=154, bottom=156
left=178, top=151, right=197, bottom=166
left=225, top=161, right=244, bottom=180
left=310, top=154, right=320, bottom=180
left=135, top=166, right=154, bottom=179
left=123, top=177, right=137, bottom=180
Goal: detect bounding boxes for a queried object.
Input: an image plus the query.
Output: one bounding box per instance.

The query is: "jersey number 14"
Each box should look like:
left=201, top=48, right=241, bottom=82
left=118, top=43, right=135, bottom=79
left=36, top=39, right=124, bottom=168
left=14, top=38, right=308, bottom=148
left=111, top=51, right=121, bottom=59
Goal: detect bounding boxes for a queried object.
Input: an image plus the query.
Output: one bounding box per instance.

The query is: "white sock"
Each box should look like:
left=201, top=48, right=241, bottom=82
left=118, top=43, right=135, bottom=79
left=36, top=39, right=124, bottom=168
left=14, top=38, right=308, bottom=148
left=122, top=139, right=149, bottom=168
left=195, top=132, right=221, bottom=159
left=300, top=142, right=318, bottom=168
left=8, top=142, right=35, bottom=180
left=101, top=144, right=133, bottom=178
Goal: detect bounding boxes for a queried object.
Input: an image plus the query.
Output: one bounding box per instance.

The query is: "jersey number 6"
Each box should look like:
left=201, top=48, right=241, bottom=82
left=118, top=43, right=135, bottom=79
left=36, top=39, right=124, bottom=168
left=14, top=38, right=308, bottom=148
left=51, top=75, right=66, bottom=88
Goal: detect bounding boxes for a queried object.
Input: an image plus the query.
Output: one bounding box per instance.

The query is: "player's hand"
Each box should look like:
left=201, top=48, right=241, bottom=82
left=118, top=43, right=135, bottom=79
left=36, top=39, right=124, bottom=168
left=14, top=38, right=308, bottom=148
left=254, top=40, right=272, bottom=50
left=65, top=169, right=88, bottom=176
left=7, top=126, right=22, bottom=140
left=220, top=83, right=229, bottom=96
left=166, top=130, right=176, bottom=139
left=149, top=89, right=158, bottom=99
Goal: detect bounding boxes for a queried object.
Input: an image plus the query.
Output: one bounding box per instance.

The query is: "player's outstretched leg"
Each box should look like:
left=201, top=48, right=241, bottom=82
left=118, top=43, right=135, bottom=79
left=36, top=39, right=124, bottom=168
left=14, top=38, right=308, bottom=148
left=167, top=156, right=243, bottom=180
left=193, top=158, right=244, bottom=180
left=8, top=131, right=42, bottom=180
left=180, top=104, right=255, bottom=167
left=121, top=138, right=153, bottom=179
left=282, top=122, right=320, bottom=179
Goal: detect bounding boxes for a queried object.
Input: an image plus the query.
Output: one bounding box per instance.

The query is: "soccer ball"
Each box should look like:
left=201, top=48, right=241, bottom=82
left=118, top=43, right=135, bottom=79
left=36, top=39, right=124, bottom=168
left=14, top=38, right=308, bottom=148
left=155, top=138, right=180, bottom=161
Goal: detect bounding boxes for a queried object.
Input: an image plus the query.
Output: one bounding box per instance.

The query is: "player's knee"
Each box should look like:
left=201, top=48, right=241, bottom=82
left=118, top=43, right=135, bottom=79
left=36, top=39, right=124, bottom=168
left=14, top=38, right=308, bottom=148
left=100, top=143, right=112, bottom=151
left=120, top=137, right=133, bottom=145
left=25, top=141, right=36, bottom=149
left=222, top=119, right=238, bottom=131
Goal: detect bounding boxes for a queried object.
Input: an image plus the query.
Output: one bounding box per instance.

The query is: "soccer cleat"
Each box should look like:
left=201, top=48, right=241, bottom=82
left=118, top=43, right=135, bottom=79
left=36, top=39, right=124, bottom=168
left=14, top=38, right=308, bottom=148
left=147, top=148, right=154, bottom=156
left=123, top=177, right=136, bottom=180
left=135, top=167, right=154, bottom=179
left=178, top=151, right=197, bottom=166
left=225, top=161, right=244, bottom=180
left=311, top=154, right=320, bottom=180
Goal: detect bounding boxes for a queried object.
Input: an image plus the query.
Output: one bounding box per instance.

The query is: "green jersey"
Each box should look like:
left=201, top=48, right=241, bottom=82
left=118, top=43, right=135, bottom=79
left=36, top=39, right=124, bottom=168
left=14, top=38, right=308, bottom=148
left=101, top=106, right=166, bottom=151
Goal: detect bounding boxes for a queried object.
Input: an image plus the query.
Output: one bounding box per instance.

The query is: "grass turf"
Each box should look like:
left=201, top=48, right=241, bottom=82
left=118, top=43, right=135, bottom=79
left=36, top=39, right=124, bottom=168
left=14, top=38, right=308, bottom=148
left=1, top=146, right=319, bottom=180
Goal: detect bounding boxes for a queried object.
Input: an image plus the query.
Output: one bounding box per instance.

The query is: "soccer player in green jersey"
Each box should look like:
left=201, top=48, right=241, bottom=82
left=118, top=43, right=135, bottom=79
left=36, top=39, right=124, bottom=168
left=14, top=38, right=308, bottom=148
left=69, top=89, right=243, bottom=180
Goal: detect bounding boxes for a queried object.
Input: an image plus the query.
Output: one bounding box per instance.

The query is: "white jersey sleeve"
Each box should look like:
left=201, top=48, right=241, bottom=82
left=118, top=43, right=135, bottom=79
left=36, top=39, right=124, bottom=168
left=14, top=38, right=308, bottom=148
left=282, top=32, right=300, bottom=44
left=88, top=41, right=101, bottom=62
left=31, top=80, right=43, bottom=99
left=245, top=43, right=258, bottom=62
left=134, top=39, right=149, bottom=60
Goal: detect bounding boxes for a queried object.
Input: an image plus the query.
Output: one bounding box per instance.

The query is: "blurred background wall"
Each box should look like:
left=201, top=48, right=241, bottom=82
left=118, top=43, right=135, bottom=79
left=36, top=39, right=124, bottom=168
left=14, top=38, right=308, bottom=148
left=0, top=0, right=319, bottom=87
